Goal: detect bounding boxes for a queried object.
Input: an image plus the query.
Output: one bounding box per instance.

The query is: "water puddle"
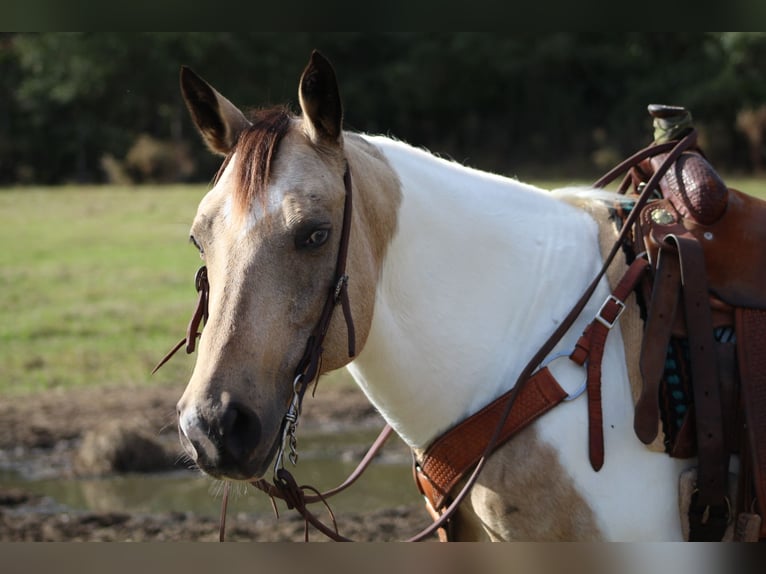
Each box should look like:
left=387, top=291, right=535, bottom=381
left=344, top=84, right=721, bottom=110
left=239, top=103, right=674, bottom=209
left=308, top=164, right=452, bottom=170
left=0, top=428, right=422, bottom=517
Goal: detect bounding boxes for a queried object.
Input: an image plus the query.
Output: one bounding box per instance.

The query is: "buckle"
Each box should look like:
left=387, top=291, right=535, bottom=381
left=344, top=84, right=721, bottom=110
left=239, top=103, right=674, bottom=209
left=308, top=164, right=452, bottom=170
left=333, top=273, right=349, bottom=302
left=194, top=266, right=208, bottom=293
left=595, top=295, right=626, bottom=329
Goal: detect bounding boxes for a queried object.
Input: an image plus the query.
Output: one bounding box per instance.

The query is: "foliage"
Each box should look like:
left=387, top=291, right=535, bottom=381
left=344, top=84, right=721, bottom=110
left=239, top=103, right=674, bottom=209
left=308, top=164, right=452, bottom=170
left=2, top=33, right=766, bottom=185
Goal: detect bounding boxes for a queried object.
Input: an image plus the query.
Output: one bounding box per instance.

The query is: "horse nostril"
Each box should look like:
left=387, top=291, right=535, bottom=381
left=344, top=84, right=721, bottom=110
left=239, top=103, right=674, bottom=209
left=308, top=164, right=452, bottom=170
left=177, top=407, right=214, bottom=465
left=220, top=402, right=260, bottom=461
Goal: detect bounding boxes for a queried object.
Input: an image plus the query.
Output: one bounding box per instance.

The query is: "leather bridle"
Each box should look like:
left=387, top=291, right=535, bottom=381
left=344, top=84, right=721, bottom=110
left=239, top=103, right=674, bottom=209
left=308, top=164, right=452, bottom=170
left=267, top=163, right=356, bottom=478
left=153, top=163, right=355, bottom=379
left=153, top=161, right=359, bottom=539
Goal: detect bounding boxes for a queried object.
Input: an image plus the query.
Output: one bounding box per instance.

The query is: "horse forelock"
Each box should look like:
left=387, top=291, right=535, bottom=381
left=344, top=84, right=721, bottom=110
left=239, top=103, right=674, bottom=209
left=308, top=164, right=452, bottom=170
left=214, top=106, right=294, bottom=220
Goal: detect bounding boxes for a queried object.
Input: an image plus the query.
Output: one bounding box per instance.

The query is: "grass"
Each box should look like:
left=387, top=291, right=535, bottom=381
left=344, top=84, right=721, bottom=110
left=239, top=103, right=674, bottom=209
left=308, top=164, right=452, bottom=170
left=2, top=178, right=765, bottom=396
left=0, top=185, right=207, bottom=395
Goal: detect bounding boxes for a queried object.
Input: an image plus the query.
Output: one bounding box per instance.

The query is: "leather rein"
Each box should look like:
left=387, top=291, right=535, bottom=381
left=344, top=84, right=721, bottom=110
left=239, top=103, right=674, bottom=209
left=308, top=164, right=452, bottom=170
left=155, top=131, right=698, bottom=541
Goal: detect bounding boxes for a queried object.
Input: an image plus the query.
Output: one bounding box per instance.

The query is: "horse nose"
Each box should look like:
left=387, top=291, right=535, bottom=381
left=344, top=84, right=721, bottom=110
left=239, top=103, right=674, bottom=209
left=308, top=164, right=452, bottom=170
left=218, top=401, right=261, bottom=461
left=177, top=399, right=261, bottom=477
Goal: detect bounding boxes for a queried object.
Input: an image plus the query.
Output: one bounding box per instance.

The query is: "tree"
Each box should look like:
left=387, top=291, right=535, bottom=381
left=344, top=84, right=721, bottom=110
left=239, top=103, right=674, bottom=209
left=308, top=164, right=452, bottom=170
left=4, top=33, right=765, bottom=185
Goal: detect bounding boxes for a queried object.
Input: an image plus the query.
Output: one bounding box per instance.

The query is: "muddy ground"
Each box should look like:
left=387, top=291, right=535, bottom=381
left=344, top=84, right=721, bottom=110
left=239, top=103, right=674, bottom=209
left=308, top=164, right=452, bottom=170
left=0, top=383, right=433, bottom=541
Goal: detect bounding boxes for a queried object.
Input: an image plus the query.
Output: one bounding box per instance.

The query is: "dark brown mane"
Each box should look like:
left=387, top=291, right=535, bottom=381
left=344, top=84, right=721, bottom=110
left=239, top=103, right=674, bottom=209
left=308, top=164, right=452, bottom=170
left=214, top=106, right=294, bottom=218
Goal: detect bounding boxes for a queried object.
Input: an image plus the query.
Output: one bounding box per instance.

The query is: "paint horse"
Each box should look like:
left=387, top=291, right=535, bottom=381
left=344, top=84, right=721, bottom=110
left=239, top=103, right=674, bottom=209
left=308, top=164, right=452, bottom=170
left=173, top=51, right=734, bottom=541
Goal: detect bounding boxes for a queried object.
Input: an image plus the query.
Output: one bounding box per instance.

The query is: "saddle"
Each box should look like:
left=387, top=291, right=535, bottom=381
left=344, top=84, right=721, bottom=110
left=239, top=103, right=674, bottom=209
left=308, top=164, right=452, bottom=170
left=626, top=105, right=766, bottom=541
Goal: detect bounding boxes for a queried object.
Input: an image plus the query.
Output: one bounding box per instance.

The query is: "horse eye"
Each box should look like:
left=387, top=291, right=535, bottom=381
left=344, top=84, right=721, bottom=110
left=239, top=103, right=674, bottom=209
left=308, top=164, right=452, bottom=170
left=297, top=227, right=330, bottom=250
left=310, top=229, right=329, bottom=245
left=190, top=235, right=204, bottom=256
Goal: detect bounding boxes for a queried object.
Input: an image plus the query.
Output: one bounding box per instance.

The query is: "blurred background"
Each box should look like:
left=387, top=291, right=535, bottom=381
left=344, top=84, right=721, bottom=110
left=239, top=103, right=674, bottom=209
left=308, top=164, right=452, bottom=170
left=2, top=32, right=766, bottom=186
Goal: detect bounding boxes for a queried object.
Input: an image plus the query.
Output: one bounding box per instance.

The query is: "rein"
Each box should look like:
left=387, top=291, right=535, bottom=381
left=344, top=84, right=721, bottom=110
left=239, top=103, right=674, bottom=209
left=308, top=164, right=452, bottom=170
left=157, top=130, right=699, bottom=541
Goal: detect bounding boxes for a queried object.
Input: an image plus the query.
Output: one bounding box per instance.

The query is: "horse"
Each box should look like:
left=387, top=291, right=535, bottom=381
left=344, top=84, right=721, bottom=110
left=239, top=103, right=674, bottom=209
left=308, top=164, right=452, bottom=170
left=173, top=51, right=703, bottom=541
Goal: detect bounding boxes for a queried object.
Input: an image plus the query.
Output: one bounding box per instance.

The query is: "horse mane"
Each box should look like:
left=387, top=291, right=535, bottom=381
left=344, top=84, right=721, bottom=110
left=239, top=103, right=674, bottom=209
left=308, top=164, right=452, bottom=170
left=213, top=106, right=294, bottom=219
left=551, top=186, right=637, bottom=211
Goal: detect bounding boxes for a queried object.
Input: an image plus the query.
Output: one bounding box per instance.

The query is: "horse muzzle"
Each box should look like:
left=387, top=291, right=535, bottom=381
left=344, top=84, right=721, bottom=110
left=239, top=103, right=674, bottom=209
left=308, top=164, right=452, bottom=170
left=177, top=398, right=275, bottom=480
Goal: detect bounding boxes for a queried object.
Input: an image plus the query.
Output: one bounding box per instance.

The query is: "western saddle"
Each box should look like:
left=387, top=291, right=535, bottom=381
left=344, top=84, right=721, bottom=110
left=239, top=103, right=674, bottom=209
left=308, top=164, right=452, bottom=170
left=414, top=105, right=766, bottom=541
left=624, top=104, right=766, bottom=541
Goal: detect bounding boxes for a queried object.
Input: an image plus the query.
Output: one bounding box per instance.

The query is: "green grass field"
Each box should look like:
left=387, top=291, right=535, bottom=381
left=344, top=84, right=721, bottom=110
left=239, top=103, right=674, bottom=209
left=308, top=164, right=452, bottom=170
left=2, top=179, right=765, bottom=396
left=0, top=185, right=206, bottom=395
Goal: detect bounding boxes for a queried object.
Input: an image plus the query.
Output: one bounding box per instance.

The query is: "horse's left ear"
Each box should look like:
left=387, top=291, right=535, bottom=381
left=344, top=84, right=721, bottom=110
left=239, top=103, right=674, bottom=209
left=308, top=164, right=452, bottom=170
left=299, top=50, right=343, bottom=146
left=180, top=66, right=252, bottom=155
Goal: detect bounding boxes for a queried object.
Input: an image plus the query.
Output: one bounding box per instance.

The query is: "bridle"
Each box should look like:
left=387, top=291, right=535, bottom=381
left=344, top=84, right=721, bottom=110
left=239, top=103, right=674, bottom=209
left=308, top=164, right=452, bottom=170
left=265, top=164, right=356, bottom=477
left=153, top=160, right=360, bottom=539
left=156, top=131, right=699, bottom=541
left=153, top=163, right=356, bottom=383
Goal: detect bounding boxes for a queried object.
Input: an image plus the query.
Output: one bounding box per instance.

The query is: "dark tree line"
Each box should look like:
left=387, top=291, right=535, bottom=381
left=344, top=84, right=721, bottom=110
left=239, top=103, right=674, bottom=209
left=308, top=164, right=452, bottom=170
left=2, top=32, right=766, bottom=186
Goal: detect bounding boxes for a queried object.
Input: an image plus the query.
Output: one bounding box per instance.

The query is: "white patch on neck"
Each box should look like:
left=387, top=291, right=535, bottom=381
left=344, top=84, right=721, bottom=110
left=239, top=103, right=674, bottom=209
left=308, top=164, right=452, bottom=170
left=347, top=136, right=607, bottom=449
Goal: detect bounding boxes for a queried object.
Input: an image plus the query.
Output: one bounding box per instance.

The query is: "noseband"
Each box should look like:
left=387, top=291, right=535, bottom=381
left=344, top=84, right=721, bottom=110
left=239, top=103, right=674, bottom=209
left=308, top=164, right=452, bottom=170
left=154, top=162, right=356, bottom=470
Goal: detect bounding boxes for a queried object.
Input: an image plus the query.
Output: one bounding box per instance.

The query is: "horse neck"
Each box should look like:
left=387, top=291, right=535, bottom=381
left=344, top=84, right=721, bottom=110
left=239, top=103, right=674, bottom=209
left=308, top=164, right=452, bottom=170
left=347, top=136, right=608, bottom=449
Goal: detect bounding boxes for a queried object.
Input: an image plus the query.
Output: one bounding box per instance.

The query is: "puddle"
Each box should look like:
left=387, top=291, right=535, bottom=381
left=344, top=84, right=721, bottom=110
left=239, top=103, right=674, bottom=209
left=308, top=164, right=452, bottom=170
left=0, top=427, right=422, bottom=517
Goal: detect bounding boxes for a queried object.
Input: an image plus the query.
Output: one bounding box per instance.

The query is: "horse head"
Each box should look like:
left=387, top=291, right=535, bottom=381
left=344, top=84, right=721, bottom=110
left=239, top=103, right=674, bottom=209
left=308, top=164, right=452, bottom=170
left=175, top=51, right=391, bottom=480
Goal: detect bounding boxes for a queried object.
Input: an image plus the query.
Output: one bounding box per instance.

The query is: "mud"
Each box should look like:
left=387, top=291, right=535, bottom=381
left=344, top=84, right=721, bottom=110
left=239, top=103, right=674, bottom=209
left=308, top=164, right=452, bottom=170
left=0, top=384, right=433, bottom=541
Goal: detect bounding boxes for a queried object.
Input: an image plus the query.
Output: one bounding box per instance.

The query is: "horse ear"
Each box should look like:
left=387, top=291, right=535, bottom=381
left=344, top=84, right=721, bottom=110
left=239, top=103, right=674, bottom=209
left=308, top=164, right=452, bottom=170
left=298, top=50, right=343, bottom=146
left=180, top=66, right=251, bottom=155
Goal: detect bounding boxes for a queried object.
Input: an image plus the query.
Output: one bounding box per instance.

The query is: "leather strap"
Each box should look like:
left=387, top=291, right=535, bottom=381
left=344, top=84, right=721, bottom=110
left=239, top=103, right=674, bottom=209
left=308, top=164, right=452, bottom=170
left=251, top=425, right=394, bottom=503
left=415, top=366, right=568, bottom=511
left=635, top=247, right=682, bottom=444
left=570, top=257, right=649, bottom=470
left=292, top=164, right=356, bottom=395
left=665, top=232, right=729, bottom=541
left=152, top=266, right=209, bottom=374
left=735, top=307, right=766, bottom=539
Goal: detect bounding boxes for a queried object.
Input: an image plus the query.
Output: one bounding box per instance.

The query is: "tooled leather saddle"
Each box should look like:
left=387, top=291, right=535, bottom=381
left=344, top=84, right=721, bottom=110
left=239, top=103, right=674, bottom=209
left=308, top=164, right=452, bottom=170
left=624, top=105, right=766, bottom=541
